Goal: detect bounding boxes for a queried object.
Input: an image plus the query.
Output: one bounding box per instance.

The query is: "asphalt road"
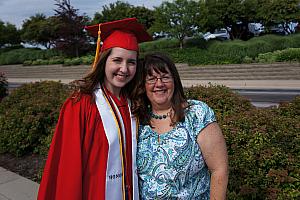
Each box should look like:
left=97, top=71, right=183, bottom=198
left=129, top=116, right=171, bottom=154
left=233, top=88, right=300, bottom=107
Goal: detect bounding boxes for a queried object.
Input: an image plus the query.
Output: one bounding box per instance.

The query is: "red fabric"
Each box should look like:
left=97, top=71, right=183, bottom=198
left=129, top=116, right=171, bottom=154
left=108, top=92, right=133, bottom=198
left=37, top=95, right=109, bottom=200
left=101, top=30, right=138, bottom=52
left=84, top=18, right=152, bottom=43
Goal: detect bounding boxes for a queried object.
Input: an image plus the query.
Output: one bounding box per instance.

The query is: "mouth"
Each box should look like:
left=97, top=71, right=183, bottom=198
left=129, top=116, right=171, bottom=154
left=153, top=89, right=167, bottom=94
left=114, top=73, right=129, bottom=79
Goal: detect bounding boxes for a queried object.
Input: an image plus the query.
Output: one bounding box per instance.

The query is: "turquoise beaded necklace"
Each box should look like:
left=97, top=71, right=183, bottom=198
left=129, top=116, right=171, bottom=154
left=149, top=109, right=171, bottom=120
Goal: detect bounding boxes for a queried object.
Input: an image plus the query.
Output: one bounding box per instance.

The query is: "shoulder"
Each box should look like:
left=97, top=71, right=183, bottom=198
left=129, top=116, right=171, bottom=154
left=61, top=93, right=96, bottom=113
left=185, top=99, right=216, bottom=133
left=186, top=99, right=213, bottom=114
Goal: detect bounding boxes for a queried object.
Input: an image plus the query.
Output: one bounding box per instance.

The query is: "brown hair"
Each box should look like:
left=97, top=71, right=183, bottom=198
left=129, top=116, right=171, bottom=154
left=131, top=52, right=187, bottom=126
left=72, top=48, right=138, bottom=100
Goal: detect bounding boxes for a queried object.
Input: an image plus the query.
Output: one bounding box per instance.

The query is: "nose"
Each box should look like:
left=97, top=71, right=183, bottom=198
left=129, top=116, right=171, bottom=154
left=154, top=78, right=164, bottom=86
left=119, top=62, right=128, bottom=73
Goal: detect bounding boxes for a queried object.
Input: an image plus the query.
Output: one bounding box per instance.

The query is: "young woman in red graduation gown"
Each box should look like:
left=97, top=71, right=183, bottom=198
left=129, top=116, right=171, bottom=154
left=37, top=18, right=152, bottom=200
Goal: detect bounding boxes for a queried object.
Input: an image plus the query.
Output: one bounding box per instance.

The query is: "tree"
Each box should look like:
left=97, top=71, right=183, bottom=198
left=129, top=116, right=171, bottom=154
left=201, top=0, right=262, bottom=40
left=91, top=1, right=154, bottom=30
left=202, top=0, right=300, bottom=39
left=199, top=0, right=224, bottom=33
left=0, top=20, right=20, bottom=47
left=53, top=0, right=90, bottom=57
left=151, top=0, right=201, bottom=48
left=257, top=0, right=300, bottom=31
left=129, top=6, right=155, bottom=30
left=92, top=1, right=132, bottom=24
left=21, top=14, right=56, bottom=49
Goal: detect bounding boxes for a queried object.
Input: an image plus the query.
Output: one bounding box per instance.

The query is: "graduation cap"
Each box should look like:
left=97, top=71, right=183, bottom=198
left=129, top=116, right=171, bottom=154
left=85, top=18, right=152, bottom=68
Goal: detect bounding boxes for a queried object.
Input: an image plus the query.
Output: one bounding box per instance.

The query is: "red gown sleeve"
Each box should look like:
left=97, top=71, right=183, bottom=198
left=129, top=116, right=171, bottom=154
left=37, top=96, right=95, bottom=200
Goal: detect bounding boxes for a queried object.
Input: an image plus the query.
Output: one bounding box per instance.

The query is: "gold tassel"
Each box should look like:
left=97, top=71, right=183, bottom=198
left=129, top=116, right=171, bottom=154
left=93, top=24, right=102, bottom=69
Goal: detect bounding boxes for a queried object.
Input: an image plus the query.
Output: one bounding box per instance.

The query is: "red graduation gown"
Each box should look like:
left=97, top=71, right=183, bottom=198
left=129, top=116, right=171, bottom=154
left=37, top=94, right=128, bottom=199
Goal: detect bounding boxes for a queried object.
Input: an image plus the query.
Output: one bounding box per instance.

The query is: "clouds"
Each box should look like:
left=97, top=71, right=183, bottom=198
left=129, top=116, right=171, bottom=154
left=0, top=0, right=164, bottom=28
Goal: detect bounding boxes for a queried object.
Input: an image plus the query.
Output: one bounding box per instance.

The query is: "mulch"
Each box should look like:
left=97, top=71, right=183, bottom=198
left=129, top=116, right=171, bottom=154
left=0, top=153, right=46, bottom=183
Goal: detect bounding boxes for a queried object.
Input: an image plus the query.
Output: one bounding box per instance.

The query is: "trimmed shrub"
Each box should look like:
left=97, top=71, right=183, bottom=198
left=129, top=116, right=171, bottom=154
left=276, top=48, right=300, bottom=62
left=256, top=48, right=300, bottom=63
left=185, top=86, right=299, bottom=199
left=0, top=81, right=70, bottom=156
left=256, top=51, right=279, bottom=63
left=183, top=36, right=208, bottom=49
left=223, top=105, right=299, bottom=199
left=140, top=38, right=179, bottom=53
left=0, top=72, right=8, bottom=100
left=0, top=48, right=61, bottom=65
left=80, top=55, right=94, bottom=65
left=63, top=57, right=82, bottom=66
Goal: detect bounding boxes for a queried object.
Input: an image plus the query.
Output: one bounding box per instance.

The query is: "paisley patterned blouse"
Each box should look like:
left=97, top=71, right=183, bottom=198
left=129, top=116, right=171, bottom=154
left=137, top=100, right=216, bottom=199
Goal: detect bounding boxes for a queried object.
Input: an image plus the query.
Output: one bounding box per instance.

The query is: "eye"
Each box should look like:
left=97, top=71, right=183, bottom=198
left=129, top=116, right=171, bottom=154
left=128, top=60, right=137, bottom=65
left=162, top=76, right=171, bottom=80
left=146, top=77, right=156, bottom=84
left=112, top=58, right=122, bottom=63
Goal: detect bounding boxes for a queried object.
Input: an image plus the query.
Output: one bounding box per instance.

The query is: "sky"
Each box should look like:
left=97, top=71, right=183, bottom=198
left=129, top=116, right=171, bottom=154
left=0, top=0, right=165, bottom=28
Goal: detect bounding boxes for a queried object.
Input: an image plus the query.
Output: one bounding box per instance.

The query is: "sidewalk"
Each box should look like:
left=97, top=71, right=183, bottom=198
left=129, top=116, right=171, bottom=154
left=0, top=167, right=39, bottom=200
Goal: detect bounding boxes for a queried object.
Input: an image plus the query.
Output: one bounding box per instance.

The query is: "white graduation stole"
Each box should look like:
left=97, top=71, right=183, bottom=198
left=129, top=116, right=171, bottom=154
left=94, top=87, right=139, bottom=200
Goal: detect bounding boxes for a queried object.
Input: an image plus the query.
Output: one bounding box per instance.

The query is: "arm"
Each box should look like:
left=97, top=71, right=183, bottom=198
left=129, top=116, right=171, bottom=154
left=37, top=98, right=85, bottom=200
left=197, top=122, right=229, bottom=200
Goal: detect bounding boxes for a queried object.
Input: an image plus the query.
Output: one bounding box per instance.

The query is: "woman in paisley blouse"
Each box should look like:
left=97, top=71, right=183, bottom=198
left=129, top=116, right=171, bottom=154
left=132, top=52, right=228, bottom=199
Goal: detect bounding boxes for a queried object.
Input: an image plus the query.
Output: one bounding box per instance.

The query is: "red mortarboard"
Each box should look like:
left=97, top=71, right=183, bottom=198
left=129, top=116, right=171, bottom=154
left=85, top=18, right=152, bottom=68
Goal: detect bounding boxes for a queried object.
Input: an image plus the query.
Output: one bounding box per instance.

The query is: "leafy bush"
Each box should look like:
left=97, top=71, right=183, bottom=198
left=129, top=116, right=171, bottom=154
left=63, top=57, right=82, bottom=66
left=140, top=38, right=179, bottom=52
left=256, top=48, right=300, bottom=63
left=256, top=51, right=279, bottom=63
left=80, top=55, right=93, bottom=65
left=0, top=81, right=70, bottom=156
left=23, top=56, right=89, bottom=66
left=0, top=48, right=61, bottom=65
left=276, top=48, right=300, bottom=62
left=223, top=103, right=299, bottom=199
left=0, top=72, right=8, bottom=100
left=183, top=36, right=208, bottom=49
left=185, top=86, right=299, bottom=199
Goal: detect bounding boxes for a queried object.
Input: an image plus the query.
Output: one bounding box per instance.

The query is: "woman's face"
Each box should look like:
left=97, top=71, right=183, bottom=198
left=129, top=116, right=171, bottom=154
left=145, top=68, right=174, bottom=109
left=104, top=47, right=137, bottom=96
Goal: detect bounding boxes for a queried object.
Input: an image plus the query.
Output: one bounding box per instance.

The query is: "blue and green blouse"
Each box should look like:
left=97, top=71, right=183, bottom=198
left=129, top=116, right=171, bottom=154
left=137, top=100, right=216, bottom=199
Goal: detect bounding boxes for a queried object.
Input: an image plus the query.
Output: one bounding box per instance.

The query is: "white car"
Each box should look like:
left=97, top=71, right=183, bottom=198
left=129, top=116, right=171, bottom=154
left=248, top=23, right=265, bottom=36
left=203, top=28, right=230, bottom=41
left=270, top=22, right=299, bottom=35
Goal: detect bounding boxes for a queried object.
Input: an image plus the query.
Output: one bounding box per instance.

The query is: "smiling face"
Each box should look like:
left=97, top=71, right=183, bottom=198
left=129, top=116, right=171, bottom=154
left=104, top=47, right=137, bottom=96
left=145, top=68, right=174, bottom=110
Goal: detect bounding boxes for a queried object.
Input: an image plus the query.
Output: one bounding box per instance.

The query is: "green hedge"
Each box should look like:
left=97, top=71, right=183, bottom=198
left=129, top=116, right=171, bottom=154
left=0, top=82, right=299, bottom=199
left=23, top=55, right=94, bottom=66
left=0, top=72, right=8, bottom=100
left=0, top=81, right=70, bottom=156
left=187, top=86, right=299, bottom=199
left=256, top=48, right=300, bottom=63
left=0, top=48, right=61, bottom=65
left=222, top=99, right=300, bottom=199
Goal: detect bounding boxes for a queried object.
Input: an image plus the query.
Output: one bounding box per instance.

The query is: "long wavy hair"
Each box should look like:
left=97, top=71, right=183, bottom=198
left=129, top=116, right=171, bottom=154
left=131, top=52, right=187, bottom=126
left=72, top=48, right=139, bottom=101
